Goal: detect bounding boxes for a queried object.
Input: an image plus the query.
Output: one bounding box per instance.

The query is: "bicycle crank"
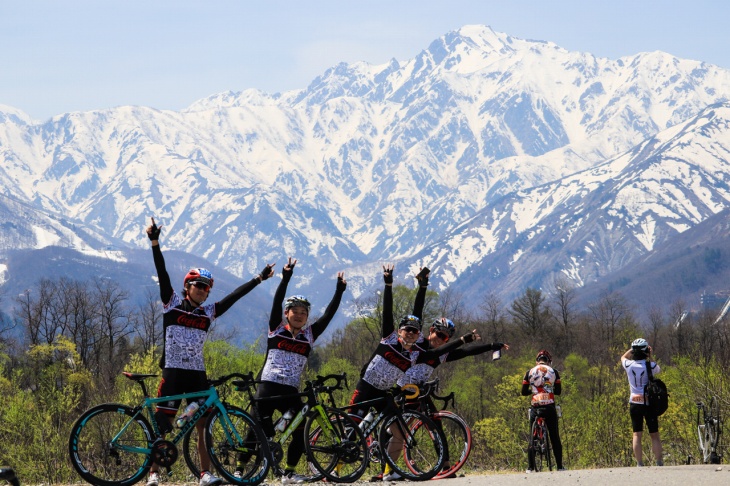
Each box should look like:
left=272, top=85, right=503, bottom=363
left=151, top=439, right=179, bottom=467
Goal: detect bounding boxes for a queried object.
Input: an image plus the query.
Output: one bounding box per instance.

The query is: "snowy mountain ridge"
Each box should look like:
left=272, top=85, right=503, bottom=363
left=1, top=25, right=730, bottom=310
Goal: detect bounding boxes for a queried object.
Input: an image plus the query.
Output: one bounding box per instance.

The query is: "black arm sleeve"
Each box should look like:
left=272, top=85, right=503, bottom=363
left=310, top=280, right=346, bottom=340
left=214, top=277, right=261, bottom=318
left=382, top=284, right=394, bottom=338
left=417, top=335, right=466, bottom=359
left=269, top=272, right=292, bottom=331
left=152, top=245, right=173, bottom=305
left=444, top=342, right=503, bottom=362
left=553, top=370, right=562, bottom=395
left=412, top=284, right=427, bottom=321
left=521, top=370, right=531, bottom=396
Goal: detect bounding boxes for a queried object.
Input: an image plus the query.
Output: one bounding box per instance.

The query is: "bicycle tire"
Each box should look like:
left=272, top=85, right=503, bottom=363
left=68, top=403, right=154, bottom=486
left=408, top=411, right=471, bottom=479
left=182, top=423, right=203, bottom=480
left=709, top=396, right=722, bottom=464
left=380, top=410, right=445, bottom=481
left=204, top=405, right=270, bottom=485
left=545, top=421, right=553, bottom=471
left=530, top=420, right=546, bottom=473
left=305, top=407, right=369, bottom=483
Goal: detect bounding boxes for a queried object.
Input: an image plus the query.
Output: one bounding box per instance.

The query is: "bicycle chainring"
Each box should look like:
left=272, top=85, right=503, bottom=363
left=269, top=440, right=284, bottom=466
left=151, top=439, right=178, bottom=467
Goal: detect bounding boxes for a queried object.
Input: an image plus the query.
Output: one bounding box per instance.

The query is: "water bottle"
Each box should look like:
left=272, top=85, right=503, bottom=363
left=175, top=402, right=200, bottom=428
left=359, top=411, right=375, bottom=430
left=276, top=409, right=295, bottom=433
left=555, top=404, right=562, bottom=418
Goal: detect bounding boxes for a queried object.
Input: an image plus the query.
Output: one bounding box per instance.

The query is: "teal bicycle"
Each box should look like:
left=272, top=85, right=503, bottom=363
left=68, top=372, right=270, bottom=486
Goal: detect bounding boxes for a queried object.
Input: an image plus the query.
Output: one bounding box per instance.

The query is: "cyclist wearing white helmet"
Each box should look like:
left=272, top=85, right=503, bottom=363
left=253, top=257, right=347, bottom=484
left=621, top=338, right=663, bottom=467
left=145, top=217, right=274, bottom=486
left=522, top=350, right=564, bottom=472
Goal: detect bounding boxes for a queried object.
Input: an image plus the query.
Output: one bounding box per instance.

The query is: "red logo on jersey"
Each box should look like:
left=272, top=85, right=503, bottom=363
left=384, top=351, right=411, bottom=371
left=176, top=314, right=208, bottom=329
left=278, top=340, right=309, bottom=355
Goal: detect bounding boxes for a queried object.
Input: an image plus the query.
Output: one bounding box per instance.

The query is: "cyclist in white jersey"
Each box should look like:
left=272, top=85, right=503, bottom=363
left=621, top=338, right=663, bottom=467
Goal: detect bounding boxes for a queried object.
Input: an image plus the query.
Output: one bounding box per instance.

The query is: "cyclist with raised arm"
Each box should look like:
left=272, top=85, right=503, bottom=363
left=522, top=350, right=564, bottom=472
left=350, top=265, right=477, bottom=481
left=250, top=257, right=347, bottom=484
left=621, top=338, right=663, bottom=467
left=397, top=267, right=508, bottom=477
left=145, top=217, right=274, bottom=486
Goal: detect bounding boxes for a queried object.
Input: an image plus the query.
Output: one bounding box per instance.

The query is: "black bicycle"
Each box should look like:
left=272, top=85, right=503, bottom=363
left=697, top=396, right=722, bottom=464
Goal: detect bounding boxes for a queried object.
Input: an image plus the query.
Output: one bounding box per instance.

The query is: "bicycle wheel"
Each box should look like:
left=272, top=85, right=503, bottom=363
left=709, top=396, right=722, bottom=464
left=204, top=405, right=270, bottom=485
left=544, top=422, right=553, bottom=471
left=408, top=411, right=471, bottom=479
left=182, top=423, right=204, bottom=480
left=530, top=420, right=545, bottom=473
left=380, top=410, right=445, bottom=481
left=305, top=407, right=369, bottom=483
left=68, top=403, right=154, bottom=486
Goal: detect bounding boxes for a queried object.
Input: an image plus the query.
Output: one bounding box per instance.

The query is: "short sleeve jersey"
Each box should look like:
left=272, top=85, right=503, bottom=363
left=523, top=364, right=559, bottom=406
left=621, top=357, right=660, bottom=404
left=162, top=291, right=216, bottom=371
left=260, top=321, right=315, bottom=388
left=362, top=332, right=415, bottom=390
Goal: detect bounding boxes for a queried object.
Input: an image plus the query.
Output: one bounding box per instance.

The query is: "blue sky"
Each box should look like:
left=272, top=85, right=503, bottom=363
left=2, top=0, right=728, bottom=121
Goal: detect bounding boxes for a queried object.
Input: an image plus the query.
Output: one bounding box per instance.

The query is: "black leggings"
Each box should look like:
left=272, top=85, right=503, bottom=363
left=528, top=406, right=563, bottom=469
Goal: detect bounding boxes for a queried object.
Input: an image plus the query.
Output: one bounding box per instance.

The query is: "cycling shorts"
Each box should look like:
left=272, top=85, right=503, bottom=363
left=156, top=367, right=208, bottom=416
left=629, top=403, right=659, bottom=433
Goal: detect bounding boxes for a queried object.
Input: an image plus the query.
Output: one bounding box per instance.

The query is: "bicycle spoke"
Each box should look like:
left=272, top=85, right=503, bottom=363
left=305, top=407, right=369, bottom=483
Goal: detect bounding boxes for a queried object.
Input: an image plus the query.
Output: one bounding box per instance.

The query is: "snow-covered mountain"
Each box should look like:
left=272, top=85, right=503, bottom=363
left=2, top=24, right=730, bottom=318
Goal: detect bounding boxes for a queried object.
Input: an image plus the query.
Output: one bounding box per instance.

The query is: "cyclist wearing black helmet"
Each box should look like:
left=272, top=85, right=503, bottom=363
left=145, top=218, right=274, bottom=486
left=621, top=338, right=663, bottom=467
left=350, top=265, right=475, bottom=481
left=252, top=257, right=347, bottom=484
left=522, top=350, right=564, bottom=472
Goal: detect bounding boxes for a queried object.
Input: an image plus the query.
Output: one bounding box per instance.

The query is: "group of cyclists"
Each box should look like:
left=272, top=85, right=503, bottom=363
left=143, top=217, right=663, bottom=485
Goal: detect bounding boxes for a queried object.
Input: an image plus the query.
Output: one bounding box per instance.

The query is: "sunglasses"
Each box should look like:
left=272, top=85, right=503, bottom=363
left=190, top=281, right=210, bottom=291
left=433, top=331, right=450, bottom=341
left=401, top=327, right=420, bottom=334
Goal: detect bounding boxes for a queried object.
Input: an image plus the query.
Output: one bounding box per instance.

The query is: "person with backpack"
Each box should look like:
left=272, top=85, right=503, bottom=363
left=621, top=338, right=663, bottom=467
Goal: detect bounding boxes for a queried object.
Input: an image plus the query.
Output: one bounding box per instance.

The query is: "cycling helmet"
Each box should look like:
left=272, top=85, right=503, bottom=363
left=285, top=295, right=311, bottom=312
left=631, top=338, right=649, bottom=352
left=431, top=317, right=455, bottom=337
left=184, top=268, right=214, bottom=289
left=398, top=315, right=422, bottom=331
left=536, top=350, right=552, bottom=363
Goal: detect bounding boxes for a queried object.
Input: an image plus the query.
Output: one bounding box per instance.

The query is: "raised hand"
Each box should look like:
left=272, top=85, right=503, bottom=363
left=383, top=264, right=394, bottom=285
left=337, top=271, right=347, bottom=291
left=283, top=257, right=297, bottom=277
left=259, top=263, right=276, bottom=281
left=416, top=266, right=430, bottom=286
left=146, top=217, right=162, bottom=241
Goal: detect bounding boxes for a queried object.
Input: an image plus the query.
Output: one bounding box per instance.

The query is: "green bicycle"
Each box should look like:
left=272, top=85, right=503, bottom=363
left=68, top=371, right=270, bottom=486
left=228, top=372, right=369, bottom=483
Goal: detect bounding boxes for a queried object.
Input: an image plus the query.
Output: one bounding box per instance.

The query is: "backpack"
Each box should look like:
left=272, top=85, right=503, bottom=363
left=644, top=360, right=669, bottom=416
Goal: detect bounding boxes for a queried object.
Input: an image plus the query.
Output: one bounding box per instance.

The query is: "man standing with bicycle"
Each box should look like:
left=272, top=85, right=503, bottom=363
left=145, top=218, right=275, bottom=486
left=521, top=350, right=564, bottom=472
left=621, top=338, right=663, bottom=467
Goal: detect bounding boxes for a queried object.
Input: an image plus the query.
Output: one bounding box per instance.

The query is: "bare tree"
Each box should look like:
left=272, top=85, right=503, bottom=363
left=509, top=287, right=551, bottom=337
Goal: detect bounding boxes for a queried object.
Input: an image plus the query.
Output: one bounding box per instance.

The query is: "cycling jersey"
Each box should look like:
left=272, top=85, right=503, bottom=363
left=152, top=244, right=263, bottom=372
left=522, top=364, right=561, bottom=406
left=259, top=268, right=345, bottom=388
left=621, top=357, right=661, bottom=404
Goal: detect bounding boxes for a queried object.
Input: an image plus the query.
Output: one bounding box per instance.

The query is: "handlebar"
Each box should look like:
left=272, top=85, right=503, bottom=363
left=305, top=373, right=349, bottom=393
left=210, top=372, right=255, bottom=388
